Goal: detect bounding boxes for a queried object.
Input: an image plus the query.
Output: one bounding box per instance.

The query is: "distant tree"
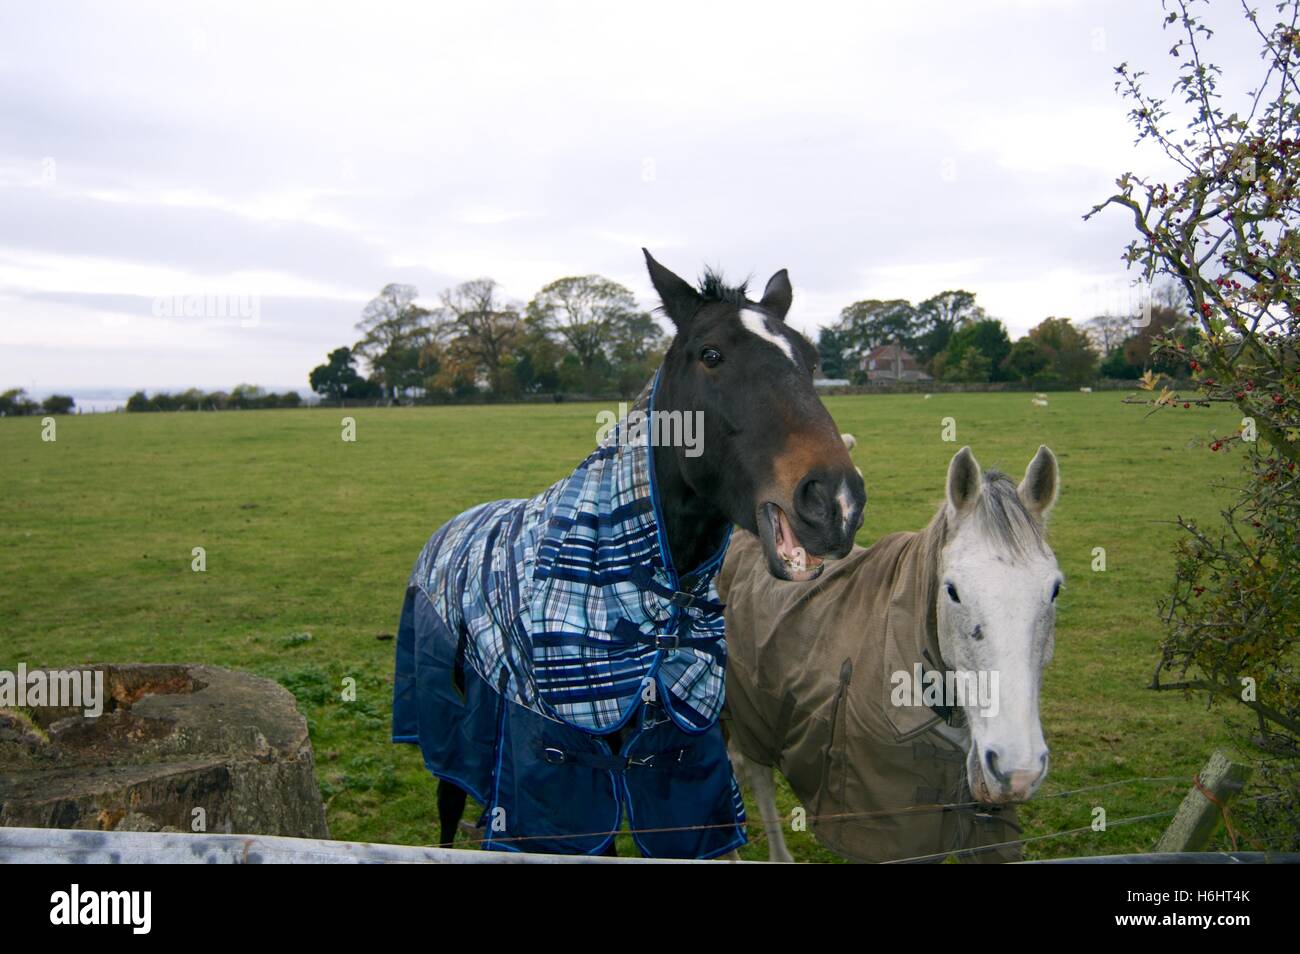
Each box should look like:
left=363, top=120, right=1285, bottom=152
left=355, top=284, right=434, bottom=401
left=228, top=383, right=265, bottom=410
left=557, top=352, right=589, bottom=393
left=816, top=327, right=849, bottom=379
left=126, top=391, right=152, bottom=412
left=1027, top=317, right=1098, bottom=387
left=485, top=315, right=561, bottom=398
left=527, top=276, right=639, bottom=377
left=40, top=394, right=75, bottom=414
left=1085, top=279, right=1189, bottom=358
left=0, top=388, right=39, bottom=416
left=834, top=299, right=919, bottom=366
left=1082, top=314, right=1133, bottom=355
left=915, top=290, right=984, bottom=363
left=1099, top=346, right=1143, bottom=380
left=942, top=349, right=994, bottom=383
left=436, top=278, right=522, bottom=393
left=941, top=318, right=1013, bottom=382
left=1152, top=277, right=1189, bottom=313
left=606, top=311, right=667, bottom=394
left=1117, top=305, right=1193, bottom=376
left=420, top=331, right=486, bottom=399
left=309, top=346, right=369, bottom=400
left=1004, top=337, right=1052, bottom=383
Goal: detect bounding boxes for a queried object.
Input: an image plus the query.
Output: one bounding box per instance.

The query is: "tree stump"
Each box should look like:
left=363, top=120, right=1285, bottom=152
left=0, top=664, right=329, bottom=838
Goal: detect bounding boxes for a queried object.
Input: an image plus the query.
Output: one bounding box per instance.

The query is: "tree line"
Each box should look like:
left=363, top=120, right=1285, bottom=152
left=124, top=385, right=304, bottom=412
left=310, top=275, right=667, bottom=402
left=815, top=282, right=1194, bottom=388
left=0, top=276, right=1199, bottom=418
left=311, top=275, right=1197, bottom=403
left=0, top=389, right=75, bottom=415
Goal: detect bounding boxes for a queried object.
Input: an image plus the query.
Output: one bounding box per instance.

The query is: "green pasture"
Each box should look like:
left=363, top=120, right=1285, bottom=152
left=0, top=392, right=1253, bottom=860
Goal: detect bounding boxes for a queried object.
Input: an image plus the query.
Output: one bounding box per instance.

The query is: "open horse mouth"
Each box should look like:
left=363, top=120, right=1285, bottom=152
left=758, top=502, right=826, bottom=582
left=968, top=766, right=1000, bottom=805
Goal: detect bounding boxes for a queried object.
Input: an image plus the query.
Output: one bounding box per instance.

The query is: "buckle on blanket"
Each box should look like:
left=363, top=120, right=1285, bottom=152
left=543, top=747, right=566, bottom=765
left=654, top=634, right=680, bottom=650
left=669, top=591, right=697, bottom=608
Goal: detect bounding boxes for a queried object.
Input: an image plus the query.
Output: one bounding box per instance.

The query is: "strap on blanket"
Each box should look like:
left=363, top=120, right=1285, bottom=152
left=625, top=564, right=727, bottom=656
left=611, top=617, right=725, bottom=658
left=629, top=564, right=727, bottom=617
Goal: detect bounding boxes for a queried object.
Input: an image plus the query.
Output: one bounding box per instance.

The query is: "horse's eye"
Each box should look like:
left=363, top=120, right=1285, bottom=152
left=1051, top=580, right=1062, bottom=602
left=945, top=582, right=960, bottom=603
left=700, top=348, right=723, bottom=368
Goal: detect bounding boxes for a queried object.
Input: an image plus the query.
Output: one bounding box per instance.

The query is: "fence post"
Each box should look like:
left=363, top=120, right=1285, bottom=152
left=1155, top=750, right=1252, bottom=852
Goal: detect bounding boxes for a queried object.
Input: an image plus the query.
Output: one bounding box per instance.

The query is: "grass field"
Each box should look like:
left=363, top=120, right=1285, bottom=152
left=0, top=391, right=1254, bottom=860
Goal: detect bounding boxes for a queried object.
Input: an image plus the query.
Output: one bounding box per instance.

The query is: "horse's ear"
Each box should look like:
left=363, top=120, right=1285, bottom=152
left=759, top=269, right=792, bottom=321
left=1018, top=445, right=1058, bottom=521
left=643, top=249, right=702, bottom=328
left=946, top=446, right=982, bottom=519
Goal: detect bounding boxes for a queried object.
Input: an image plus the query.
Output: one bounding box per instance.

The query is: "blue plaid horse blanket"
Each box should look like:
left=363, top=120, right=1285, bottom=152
left=392, top=375, right=747, bottom=857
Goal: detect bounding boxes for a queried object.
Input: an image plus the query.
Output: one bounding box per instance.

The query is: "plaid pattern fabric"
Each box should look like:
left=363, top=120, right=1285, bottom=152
left=409, top=378, right=731, bottom=733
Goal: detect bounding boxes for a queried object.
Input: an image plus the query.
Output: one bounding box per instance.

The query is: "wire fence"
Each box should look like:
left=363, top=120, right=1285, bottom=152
left=444, top=774, right=1280, bottom=860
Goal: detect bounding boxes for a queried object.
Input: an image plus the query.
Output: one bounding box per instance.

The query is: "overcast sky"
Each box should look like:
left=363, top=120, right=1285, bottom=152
left=0, top=0, right=1267, bottom=395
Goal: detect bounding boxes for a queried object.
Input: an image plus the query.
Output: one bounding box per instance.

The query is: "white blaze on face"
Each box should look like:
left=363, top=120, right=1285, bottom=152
left=836, top=479, right=854, bottom=534
left=739, top=308, right=795, bottom=365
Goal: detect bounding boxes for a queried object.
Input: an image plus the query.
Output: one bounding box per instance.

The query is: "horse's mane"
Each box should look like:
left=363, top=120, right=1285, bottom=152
left=697, top=268, right=750, bottom=306
left=922, top=470, right=1048, bottom=561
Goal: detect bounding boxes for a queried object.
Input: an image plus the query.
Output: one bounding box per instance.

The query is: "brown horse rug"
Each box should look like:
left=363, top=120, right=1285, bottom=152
left=718, top=527, right=1021, bottom=863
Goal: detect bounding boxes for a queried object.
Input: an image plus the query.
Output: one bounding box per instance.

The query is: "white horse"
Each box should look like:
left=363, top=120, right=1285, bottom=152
left=721, top=445, right=1061, bottom=862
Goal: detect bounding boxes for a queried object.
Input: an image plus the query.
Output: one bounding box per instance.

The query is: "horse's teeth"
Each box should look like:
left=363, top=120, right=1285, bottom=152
left=791, top=548, right=806, bottom=572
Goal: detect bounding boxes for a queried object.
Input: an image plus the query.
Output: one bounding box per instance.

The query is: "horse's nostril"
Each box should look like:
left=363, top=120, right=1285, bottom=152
left=984, top=748, right=1007, bottom=784
left=795, top=471, right=864, bottom=548
left=794, top=475, right=829, bottom=519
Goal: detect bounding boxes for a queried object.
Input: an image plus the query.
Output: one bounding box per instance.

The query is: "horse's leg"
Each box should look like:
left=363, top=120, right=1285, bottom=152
left=436, top=780, right=468, bottom=848
left=729, top=742, right=794, bottom=863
